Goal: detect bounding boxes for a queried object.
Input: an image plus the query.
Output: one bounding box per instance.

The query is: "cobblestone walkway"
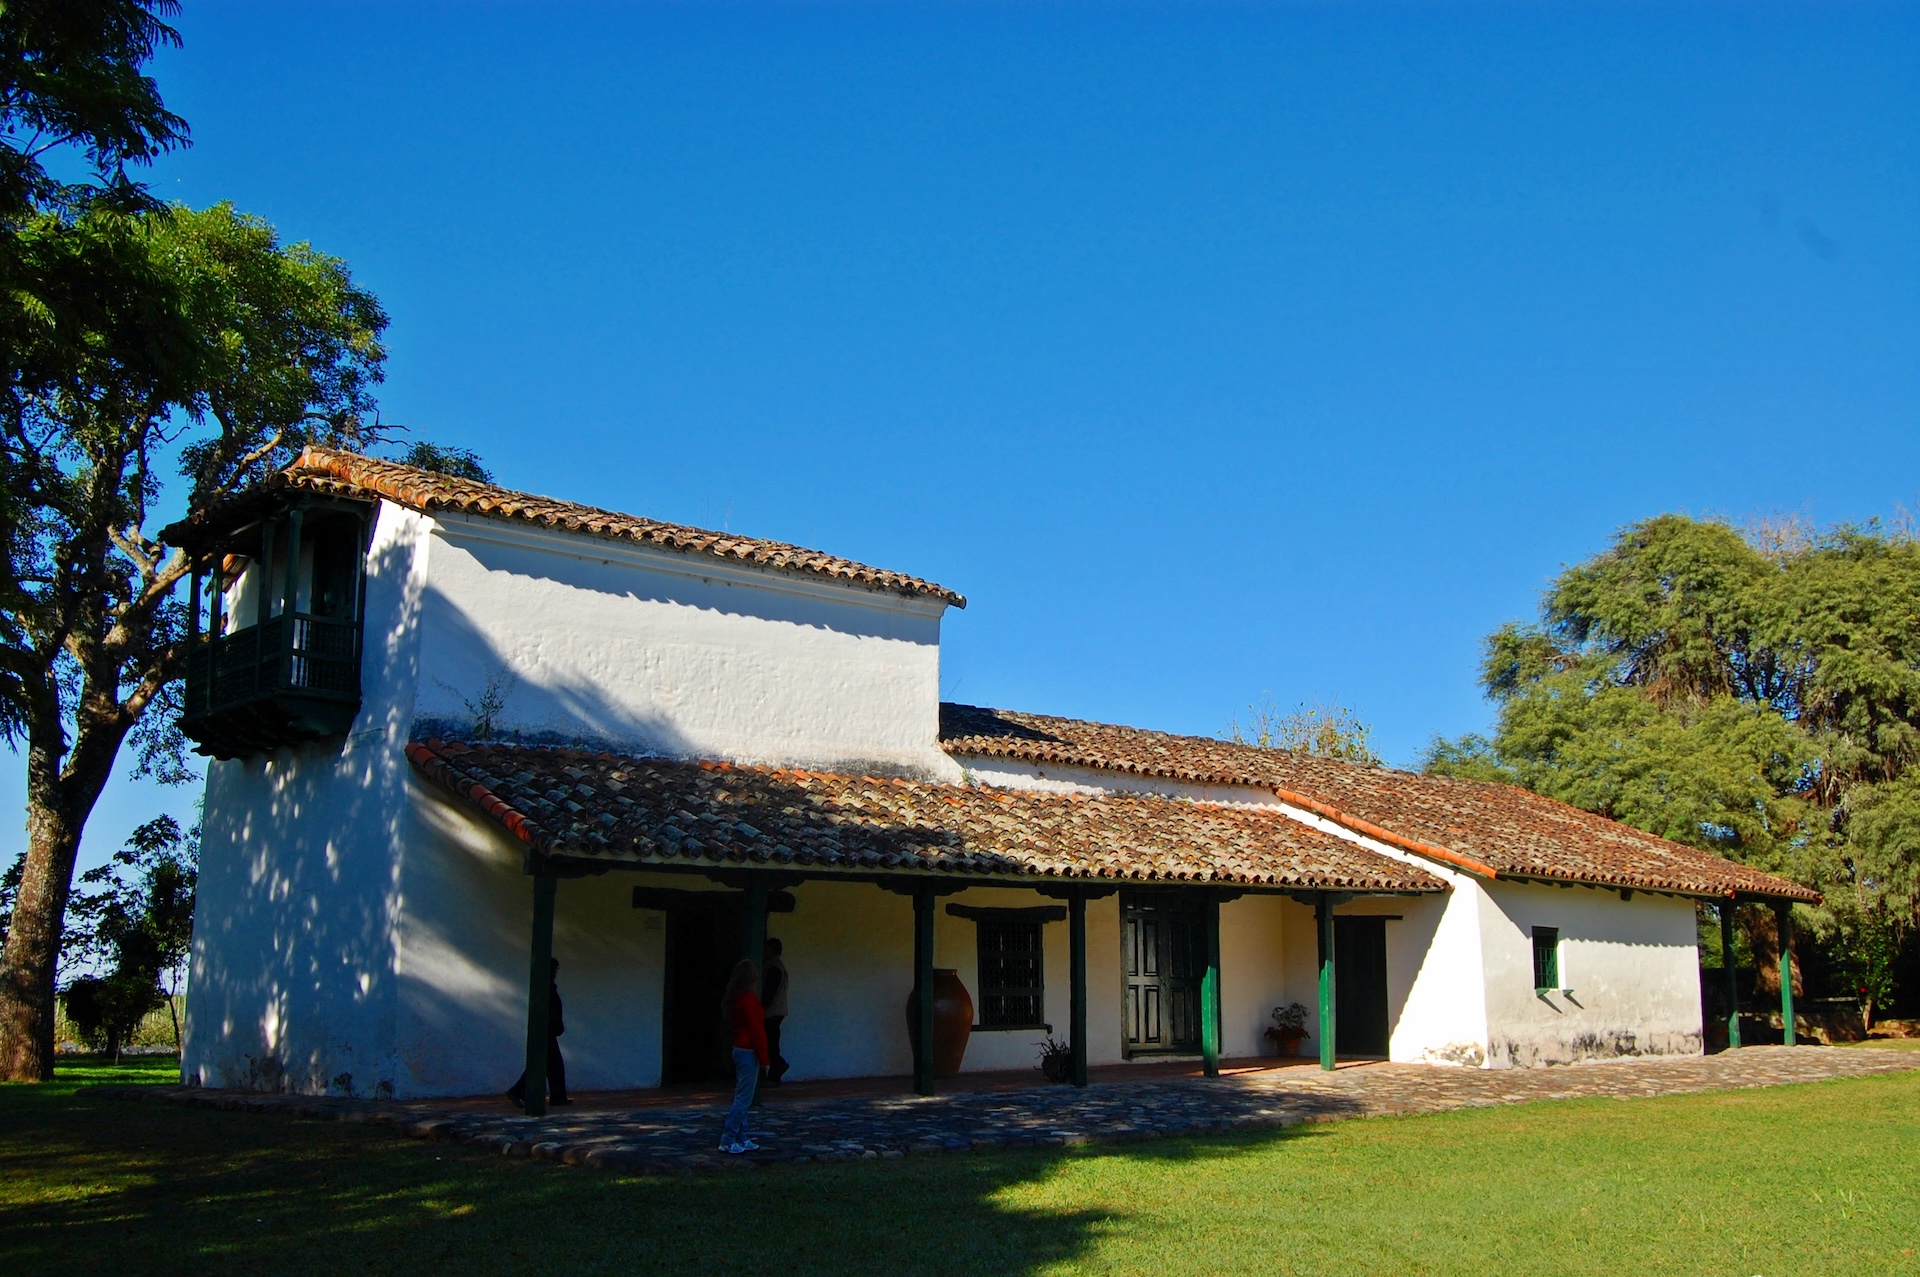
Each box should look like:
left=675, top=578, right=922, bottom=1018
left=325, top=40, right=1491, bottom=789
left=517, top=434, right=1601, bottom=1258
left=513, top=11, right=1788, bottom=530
left=111, top=1046, right=1920, bottom=1175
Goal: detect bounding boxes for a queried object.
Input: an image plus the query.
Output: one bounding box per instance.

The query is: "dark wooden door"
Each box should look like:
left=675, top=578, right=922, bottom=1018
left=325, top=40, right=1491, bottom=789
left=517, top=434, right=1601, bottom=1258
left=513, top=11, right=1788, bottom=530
left=1334, top=916, right=1390, bottom=1057
left=662, top=900, right=743, bottom=1084
left=1122, top=892, right=1202, bottom=1056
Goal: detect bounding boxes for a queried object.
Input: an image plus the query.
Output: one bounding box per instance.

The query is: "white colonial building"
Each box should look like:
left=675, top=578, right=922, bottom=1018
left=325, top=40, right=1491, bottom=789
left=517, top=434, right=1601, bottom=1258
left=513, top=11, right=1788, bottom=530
left=167, top=449, right=1814, bottom=1105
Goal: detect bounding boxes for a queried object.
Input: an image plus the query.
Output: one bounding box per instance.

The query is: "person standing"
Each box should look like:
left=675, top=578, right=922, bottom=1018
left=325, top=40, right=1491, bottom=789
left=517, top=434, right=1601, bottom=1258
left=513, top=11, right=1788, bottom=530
left=506, top=958, right=571, bottom=1109
left=719, top=958, right=768, bottom=1154
left=761, top=937, right=790, bottom=1086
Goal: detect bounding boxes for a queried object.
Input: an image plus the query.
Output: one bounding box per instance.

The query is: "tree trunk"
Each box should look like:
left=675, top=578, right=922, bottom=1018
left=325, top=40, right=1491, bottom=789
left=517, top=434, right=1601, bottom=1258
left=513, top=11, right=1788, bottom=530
left=0, top=723, right=122, bottom=1081
left=0, top=805, right=84, bottom=1080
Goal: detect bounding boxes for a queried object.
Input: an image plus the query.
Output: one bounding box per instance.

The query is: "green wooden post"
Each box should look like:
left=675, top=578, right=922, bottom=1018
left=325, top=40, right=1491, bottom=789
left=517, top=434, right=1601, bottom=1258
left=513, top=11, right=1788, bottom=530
left=1317, top=894, right=1337, bottom=1071
left=255, top=518, right=277, bottom=628
left=742, top=878, right=769, bottom=967
left=522, top=870, right=557, bottom=1117
left=280, top=507, right=304, bottom=618
left=1200, top=889, right=1222, bottom=1078
left=1720, top=901, right=1741, bottom=1050
left=1069, top=892, right=1089, bottom=1088
left=1775, top=903, right=1796, bottom=1047
left=913, top=887, right=935, bottom=1095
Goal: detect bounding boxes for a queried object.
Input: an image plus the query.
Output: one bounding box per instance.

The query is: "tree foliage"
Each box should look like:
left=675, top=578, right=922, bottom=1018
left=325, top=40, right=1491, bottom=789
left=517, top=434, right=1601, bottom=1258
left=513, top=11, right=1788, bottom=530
left=1426, top=514, right=1920, bottom=1018
left=1225, top=695, right=1381, bottom=767
left=398, top=440, right=493, bottom=483
left=0, top=0, right=187, bottom=219
left=0, top=201, right=388, bottom=1078
left=58, top=813, right=195, bottom=1056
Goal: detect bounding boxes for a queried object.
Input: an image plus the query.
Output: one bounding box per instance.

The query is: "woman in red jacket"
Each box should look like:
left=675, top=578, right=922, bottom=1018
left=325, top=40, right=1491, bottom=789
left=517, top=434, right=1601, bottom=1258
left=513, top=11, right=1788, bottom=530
left=720, top=958, right=769, bottom=1154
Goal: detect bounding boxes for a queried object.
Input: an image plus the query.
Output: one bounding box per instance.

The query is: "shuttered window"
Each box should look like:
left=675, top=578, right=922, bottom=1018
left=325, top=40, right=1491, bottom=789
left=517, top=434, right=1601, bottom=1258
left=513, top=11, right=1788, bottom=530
left=1532, top=927, right=1561, bottom=991
left=978, top=920, right=1046, bottom=1028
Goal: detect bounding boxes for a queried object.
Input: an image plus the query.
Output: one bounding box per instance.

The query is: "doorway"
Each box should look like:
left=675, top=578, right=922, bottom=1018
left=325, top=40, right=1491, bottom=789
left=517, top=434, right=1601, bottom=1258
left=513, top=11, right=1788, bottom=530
left=1121, top=890, right=1203, bottom=1056
left=661, top=899, right=744, bottom=1085
left=1334, top=916, right=1390, bottom=1057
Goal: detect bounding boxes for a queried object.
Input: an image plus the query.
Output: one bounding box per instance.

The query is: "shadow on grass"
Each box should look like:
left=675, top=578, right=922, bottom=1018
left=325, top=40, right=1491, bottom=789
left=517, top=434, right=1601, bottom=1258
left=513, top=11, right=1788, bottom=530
left=0, top=1061, right=1342, bottom=1277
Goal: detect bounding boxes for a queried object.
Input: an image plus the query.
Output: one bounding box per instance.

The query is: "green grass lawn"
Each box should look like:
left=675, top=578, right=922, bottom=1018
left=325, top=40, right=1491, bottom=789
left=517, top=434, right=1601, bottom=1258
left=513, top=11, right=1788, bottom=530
left=1842, top=1037, right=1920, bottom=1052
left=3, top=1055, right=1916, bottom=1275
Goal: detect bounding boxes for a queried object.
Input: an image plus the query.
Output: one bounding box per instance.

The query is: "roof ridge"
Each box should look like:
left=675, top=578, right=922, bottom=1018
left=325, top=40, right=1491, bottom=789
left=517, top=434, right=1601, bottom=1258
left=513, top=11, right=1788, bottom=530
left=937, top=702, right=1819, bottom=903
left=171, top=445, right=965, bottom=607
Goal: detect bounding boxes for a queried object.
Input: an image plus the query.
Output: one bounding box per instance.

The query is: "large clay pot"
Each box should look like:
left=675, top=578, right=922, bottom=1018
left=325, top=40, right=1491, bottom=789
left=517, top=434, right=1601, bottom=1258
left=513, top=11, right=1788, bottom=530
left=904, top=969, right=974, bottom=1076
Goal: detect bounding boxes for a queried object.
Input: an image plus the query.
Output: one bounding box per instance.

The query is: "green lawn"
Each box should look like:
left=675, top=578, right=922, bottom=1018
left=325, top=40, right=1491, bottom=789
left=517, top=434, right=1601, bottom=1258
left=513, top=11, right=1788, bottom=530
left=3, top=1055, right=1916, bottom=1275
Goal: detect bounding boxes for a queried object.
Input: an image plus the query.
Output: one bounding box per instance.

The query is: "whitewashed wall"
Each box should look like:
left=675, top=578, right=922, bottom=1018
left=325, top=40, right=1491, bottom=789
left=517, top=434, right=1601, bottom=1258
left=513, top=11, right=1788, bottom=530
left=411, top=513, right=960, bottom=779
left=1477, top=880, right=1704, bottom=1066
left=392, top=779, right=667, bottom=1096
left=957, top=756, right=1488, bottom=1066
left=183, top=504, right=435, bottom=1096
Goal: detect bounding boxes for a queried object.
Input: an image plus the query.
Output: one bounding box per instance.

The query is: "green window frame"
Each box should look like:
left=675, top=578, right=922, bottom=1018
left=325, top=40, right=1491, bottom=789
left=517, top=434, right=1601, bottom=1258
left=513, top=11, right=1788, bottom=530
left=1532, top=927, right=1560, bottom=992
left=977, top=919, right=1046, bottom=1028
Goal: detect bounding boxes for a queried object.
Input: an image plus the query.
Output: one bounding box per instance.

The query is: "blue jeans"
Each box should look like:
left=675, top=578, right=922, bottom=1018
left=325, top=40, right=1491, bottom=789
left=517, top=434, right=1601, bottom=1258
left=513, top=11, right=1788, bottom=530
left=723, top=1047, right=758, bottom=1144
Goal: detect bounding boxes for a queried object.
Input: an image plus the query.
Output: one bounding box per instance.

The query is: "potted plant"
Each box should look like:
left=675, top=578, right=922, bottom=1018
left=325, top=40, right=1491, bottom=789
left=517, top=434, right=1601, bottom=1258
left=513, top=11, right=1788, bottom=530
left=1264, top=1003, right=1311, bottom=1057
left=1037, top=1036, right=1074, bottom=1084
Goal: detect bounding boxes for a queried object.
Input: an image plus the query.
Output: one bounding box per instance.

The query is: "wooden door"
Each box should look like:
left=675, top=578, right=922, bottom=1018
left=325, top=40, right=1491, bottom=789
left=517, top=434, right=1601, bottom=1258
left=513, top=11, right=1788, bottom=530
left=1122, top=892, right=1203, bottom=1056
left=1334, top=916, right=1390, bottom=1057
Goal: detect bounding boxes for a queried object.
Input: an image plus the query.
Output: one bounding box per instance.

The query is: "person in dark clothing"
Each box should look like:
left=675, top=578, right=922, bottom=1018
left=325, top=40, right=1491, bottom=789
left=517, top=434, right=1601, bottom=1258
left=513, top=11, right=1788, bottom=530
left=761, top=938, right=789, bottom=1086
left=506, top=958, right=571, bottom=1108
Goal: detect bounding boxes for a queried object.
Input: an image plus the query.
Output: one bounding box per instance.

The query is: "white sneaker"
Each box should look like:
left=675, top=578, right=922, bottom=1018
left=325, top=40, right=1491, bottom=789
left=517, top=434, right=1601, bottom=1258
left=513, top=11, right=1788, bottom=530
left=737, top=1139, right=760, bottom=1152
left=719, top=1140, right=741, bottom=1154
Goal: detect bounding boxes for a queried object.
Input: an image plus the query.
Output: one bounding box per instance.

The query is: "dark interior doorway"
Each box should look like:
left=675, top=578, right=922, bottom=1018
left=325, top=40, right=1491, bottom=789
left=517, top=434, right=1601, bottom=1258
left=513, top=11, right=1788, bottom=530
left=662, top=899, right=744, bottom=1085
left=1334, top=916, right=1390, bottom=1057
left=1121, top=890, right=1203, bottom=1056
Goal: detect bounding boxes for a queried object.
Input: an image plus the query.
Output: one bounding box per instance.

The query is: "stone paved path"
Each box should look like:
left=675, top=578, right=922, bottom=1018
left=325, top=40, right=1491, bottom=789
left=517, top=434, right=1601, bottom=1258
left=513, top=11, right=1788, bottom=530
left=110, top=1046, right=1920, bottom=1175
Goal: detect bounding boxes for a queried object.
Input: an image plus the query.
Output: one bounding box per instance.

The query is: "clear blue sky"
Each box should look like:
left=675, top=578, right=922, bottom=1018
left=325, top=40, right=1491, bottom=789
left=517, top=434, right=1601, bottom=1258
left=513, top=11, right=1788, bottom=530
left=11, top=1, right=1920, bottom=873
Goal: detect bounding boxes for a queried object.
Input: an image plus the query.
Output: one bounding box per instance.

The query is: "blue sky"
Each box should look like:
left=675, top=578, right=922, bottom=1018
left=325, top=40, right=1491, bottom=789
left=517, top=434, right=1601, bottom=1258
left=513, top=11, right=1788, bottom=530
left=10, top=1, right=1919, bottom=873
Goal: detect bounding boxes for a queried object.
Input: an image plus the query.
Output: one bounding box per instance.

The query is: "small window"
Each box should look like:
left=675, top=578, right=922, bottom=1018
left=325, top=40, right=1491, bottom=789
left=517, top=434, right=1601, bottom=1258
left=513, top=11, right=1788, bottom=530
left=977, top=920, right=1045, bottom=1027
left=1532, top=927, right=1560, bottom=991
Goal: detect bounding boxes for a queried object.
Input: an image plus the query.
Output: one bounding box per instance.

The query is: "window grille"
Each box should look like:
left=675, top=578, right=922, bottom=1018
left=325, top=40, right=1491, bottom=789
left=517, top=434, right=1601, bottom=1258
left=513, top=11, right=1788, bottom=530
left=977, top=920, right=1046, bottom=1027
left=1532, top=927, right=1561, bottom=991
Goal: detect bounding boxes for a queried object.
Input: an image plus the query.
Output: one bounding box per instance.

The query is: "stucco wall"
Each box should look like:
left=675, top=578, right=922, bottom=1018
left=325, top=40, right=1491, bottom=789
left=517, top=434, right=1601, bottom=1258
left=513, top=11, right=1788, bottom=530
left=411, top=513, right=959, bottom=779
left=392, top=780, right=668, bottom=1097
left=1477, top=880, right=1704, bottom=1066
left=183, top=504, right=435, bottom=1096
left=956, top=756, right=1282, bottom=807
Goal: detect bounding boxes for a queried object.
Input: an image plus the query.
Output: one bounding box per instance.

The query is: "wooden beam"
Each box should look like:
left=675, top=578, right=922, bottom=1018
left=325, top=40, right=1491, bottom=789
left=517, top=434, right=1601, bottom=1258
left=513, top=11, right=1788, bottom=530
left=1720, top=901, right=1741, bottom=1050
left=913, top=888, right=936, bottom=1095
left=945, top=903, right=1068, bottom=924
left=1317, top=893, right=1337, bottom=1072
left=1201, top=889, right=1222, bottom=1079
left=1036, top=884, right=1119, bottom=901
left=1069, top=893, right=1088, bottom=1088
left=522, top=871, right=557, bottom=1117
left=631, top=885, right=796, bottom=913
left=1775, top=903, right=1796, bottom=1047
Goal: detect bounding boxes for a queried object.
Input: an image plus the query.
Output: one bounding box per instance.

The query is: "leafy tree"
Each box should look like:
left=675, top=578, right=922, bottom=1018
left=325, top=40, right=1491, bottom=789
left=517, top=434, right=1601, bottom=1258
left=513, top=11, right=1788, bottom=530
left=398, top=440, right=492, bottom=483
left=0, top=0, right=187, bottom=218
left=0, top=202, right=388, bottom=1079
left=1225, top=695, right=1381, bottom=767
left=1426, top=514, right=1920, bottom=1022
left=59, top=813, right=195, bottom=1056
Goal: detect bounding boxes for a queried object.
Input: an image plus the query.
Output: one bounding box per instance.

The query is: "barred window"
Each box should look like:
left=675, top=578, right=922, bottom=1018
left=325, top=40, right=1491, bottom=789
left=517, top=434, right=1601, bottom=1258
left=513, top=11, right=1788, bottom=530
left=1532, top=927, right=1560, bottom=991
left=977, top=920, right=1046, bottom=1028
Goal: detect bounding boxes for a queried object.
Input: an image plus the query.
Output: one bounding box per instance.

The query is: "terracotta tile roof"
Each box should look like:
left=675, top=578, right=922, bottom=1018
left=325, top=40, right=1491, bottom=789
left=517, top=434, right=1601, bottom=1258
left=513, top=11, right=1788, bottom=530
left=939, top=704, right=1819, bottom=903
left=164, top=447, right=965, bottom=607
left=405, top=739, right=1447, bottom=893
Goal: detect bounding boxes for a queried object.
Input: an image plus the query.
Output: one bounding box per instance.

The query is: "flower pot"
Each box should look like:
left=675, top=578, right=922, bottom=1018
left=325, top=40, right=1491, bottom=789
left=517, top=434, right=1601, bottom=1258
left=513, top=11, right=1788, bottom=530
left=1266, top=1029, right=1306, bottom=1058
left=904, top=969, right=974, bottom=1076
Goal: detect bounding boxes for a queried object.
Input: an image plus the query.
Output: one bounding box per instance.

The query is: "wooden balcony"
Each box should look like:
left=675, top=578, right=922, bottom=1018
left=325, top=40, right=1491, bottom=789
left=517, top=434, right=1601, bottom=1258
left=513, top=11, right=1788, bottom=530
left=182, top=613, right=363, bottom=759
